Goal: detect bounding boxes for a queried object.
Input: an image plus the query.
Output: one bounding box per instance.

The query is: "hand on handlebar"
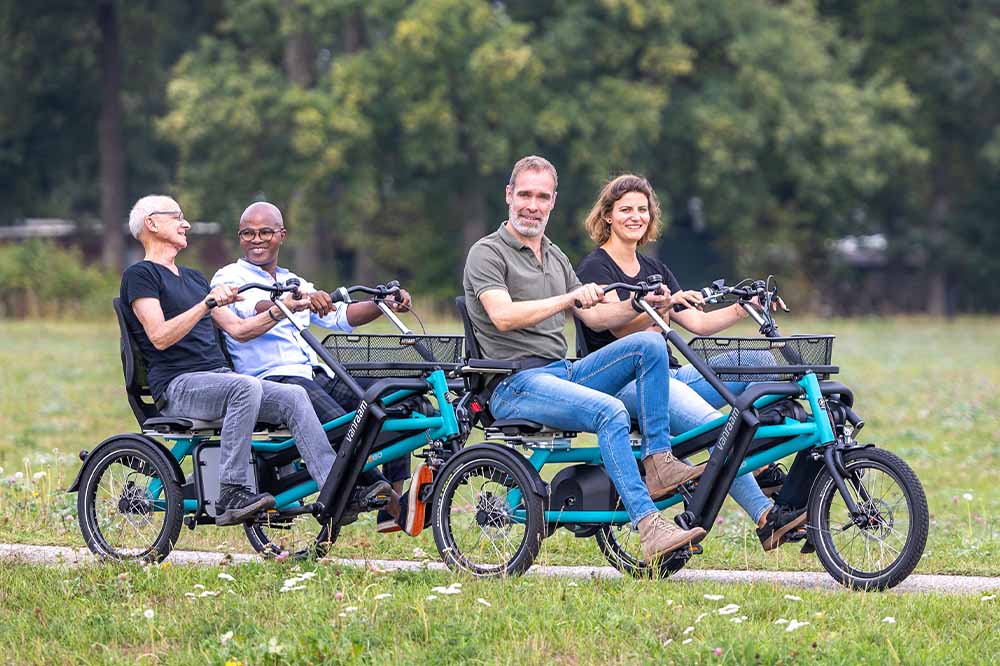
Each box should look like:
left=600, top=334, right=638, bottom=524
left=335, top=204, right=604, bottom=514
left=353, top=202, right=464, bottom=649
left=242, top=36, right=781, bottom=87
left=667, top=289, right=703, bottom=312
left=387, top=287, right=412, bottom=312
left=305, top=290, right=335, bottom=317
left=205, top=284, right=242, bottom=309
left=570, top=283, right=606, bottom=309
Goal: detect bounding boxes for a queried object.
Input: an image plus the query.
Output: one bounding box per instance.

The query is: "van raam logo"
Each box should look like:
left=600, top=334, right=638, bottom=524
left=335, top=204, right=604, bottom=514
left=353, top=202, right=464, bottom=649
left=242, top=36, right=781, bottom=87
left=716, top=407, right=740, bottom=452
left=346, top=400, right=368, bottom=443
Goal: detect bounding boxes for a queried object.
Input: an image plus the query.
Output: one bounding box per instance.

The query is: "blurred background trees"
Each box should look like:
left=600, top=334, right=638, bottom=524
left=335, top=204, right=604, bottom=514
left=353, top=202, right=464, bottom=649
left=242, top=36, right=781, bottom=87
left=1, top=0, right=997, bottom=313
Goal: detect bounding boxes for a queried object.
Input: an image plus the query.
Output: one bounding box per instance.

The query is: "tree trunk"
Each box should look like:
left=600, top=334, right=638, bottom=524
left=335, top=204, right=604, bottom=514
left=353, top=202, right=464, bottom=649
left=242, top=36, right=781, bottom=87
left=97, top=0, right=124, bottom=270
left=456, top=176, right=489, bottom=280
left=926, top=193, right=950, bottom=316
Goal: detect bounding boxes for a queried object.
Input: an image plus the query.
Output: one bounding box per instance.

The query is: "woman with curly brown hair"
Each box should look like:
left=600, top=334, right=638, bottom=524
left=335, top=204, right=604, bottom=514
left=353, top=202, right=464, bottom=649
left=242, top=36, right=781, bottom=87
left=575, top=174, right=807, bottom=551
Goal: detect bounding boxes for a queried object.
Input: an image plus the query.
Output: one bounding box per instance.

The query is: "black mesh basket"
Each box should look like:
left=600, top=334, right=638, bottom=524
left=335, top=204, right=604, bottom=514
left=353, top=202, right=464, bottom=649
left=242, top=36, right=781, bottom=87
left=320, top=333, right=465, bottom=377
left=686, top=335, right=837, bottom=382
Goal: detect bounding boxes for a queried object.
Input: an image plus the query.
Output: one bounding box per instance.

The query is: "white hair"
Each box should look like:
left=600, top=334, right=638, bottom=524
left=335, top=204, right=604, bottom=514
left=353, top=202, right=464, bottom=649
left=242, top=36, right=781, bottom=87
left=128, top=194, right=179, bottom=239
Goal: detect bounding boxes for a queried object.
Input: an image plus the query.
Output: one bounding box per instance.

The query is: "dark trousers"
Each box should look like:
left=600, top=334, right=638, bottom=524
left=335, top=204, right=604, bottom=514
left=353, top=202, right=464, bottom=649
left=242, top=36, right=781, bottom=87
left=268, top=371, right=411, bottom=484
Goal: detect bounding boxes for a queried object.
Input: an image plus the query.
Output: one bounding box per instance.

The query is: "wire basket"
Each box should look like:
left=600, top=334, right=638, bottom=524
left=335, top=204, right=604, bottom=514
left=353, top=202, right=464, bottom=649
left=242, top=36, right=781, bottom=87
left=321, top=333, right=465, bottom=377
left=686, top=335, right=837, bottom=382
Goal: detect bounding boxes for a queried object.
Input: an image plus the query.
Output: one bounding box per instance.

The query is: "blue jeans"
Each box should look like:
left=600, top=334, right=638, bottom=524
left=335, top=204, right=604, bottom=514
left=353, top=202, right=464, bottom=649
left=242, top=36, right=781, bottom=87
left=618, top=364, right=773, bottom=525
left=162, top=368, right=337, bottom=489
left=490, top=331, right=669, bottom=526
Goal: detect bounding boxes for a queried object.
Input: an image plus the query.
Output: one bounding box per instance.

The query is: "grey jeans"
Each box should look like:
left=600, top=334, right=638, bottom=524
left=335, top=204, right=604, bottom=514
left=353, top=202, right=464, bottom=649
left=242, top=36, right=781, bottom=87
left=161, top=368, right=336, bottom=488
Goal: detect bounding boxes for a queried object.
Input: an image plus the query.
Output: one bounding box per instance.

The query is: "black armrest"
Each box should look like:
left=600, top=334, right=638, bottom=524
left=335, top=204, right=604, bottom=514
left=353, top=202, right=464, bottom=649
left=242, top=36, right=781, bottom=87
left=462, top=358, right=519, bottom=373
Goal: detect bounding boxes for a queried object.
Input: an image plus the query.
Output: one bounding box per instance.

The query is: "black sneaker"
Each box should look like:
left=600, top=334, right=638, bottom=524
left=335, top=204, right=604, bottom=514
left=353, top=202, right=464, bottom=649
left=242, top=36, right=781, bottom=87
left=216, top=484, right=276, bottom=526
left=340, top=480, right=393, bottom=526
left=756, top=504, right=808, bottom=551
left=754, top=463, right=786, bottom=498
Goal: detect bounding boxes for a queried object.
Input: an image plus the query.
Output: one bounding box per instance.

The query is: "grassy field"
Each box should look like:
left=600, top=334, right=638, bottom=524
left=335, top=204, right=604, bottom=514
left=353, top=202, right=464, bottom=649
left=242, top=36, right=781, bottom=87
left=0, top=316, right=998, bottom=663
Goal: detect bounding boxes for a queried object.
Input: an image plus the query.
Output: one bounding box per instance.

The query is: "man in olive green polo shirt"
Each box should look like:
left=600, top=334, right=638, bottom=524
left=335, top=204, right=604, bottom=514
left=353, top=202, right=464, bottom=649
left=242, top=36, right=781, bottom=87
left=462, top=155, right=706, bottom=562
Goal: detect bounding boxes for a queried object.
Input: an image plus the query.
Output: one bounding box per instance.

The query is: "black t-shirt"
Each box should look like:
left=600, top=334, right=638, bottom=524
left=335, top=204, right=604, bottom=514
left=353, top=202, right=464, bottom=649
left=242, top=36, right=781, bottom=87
left=120, top=261, right=228, bottom=400
left=575, top=247, right=682, bottom=368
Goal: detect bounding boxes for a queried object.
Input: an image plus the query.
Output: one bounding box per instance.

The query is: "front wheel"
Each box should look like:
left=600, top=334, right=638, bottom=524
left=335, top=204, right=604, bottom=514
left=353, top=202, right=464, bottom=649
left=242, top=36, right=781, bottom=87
left=77, top=439, right=184, bottom=562
left=244, top=512, right=338, bottom=560
left=431, top=445, right=545, bottom=577
left=594, top=523, right=689, bottom=579
left=808, top=447, right=928, bottom=590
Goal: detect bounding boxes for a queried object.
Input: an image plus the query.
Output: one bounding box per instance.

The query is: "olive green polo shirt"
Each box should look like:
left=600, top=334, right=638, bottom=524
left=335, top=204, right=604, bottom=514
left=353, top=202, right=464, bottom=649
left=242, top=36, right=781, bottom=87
left=463, top=222, right=582, bottom=361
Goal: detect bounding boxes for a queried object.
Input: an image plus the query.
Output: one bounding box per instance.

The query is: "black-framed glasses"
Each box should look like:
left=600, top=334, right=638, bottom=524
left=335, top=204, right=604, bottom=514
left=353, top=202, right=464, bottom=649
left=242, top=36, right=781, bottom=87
left=238, top=228, right=282, bottom=242
left=147, top=210, right=185, bottom=221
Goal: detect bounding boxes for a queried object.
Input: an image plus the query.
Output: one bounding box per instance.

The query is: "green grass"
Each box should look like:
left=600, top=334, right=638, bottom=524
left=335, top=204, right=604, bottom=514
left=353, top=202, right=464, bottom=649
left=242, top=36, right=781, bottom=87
left=1, top=317, right=998, bottom=664
left=0, top=559, right=997, bottom=665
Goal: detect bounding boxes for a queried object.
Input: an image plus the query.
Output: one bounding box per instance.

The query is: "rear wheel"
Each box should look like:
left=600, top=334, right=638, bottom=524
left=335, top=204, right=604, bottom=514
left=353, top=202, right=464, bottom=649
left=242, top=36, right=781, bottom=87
left=77, top=439, right=183, bottom=562
left=594, top=523, right=689, bottom=579
left=808, top=447, right=928, bottom=590
left=432, top=446, right=545, bottom=577
left=244, top=511, right=338, bottom=560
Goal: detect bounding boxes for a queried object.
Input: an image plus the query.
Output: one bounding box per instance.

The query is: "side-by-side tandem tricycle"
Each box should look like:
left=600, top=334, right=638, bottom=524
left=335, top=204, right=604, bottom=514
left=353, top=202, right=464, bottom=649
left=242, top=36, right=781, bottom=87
left=71, top=276, right=928, bottom=590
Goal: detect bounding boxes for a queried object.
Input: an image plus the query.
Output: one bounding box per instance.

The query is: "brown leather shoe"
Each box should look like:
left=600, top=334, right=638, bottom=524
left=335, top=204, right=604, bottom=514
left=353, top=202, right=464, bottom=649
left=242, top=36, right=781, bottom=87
left=643, top=451, right=705, bottom=500
left=638, top=513, right=707, bottom=562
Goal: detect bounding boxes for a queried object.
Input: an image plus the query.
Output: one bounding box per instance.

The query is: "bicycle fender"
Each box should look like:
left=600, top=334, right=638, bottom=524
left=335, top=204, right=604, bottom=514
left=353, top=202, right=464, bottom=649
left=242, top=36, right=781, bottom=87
left=433, top=443, right=547, bottom=500
left=67, top=433, right=185, bottom=493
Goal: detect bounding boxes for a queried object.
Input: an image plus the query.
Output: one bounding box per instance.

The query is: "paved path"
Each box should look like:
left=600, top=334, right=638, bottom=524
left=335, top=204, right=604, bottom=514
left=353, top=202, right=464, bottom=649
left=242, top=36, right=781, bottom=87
left=2, top=543, right=997, bottom=595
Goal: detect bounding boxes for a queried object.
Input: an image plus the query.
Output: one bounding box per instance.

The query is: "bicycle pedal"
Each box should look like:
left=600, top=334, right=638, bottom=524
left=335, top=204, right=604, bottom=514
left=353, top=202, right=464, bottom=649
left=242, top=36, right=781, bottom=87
left=417, top=483, right=435, bottom=503
left=799, top=539, right=816, bottom=554
left=363, top=495, right=392, bottom=511
left=687, top=543, right=703, bottom=556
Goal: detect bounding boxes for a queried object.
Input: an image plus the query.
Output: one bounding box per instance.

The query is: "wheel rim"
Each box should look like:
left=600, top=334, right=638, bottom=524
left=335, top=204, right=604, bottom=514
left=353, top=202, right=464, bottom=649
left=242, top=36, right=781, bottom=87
left=440, top=460, right=531, bottom=575
left=816, top=460, right=912, bottom=579
left=246, top=510, right=333, bottom=559
left=87, top=450, right=170, bottom=558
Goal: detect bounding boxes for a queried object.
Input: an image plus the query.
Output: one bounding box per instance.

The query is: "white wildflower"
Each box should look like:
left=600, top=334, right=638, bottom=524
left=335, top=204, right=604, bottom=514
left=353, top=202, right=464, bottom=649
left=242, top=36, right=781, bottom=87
left=193, top=584, right=206, bottom=590
left=882, top=616, right=896, bottom=624
left=143, top=609, right=154, bottom=620
left=567, top=581, right=578, bottom=587
left=682, top=638, right=693, bottom=645
left=718, top=604, right=740, bottom=616
left=476, top=598, right=492, bottom=607
left=426, top=595, right=438, bottom=601
left=220, top=631, right=233, bottom=645
left=730, top=616, right=748, bottom=624
left=267, top=638, right=284, bottom=655
left=783, top=594, right=801, bottom=601
left=774, top=618, right=788, bottom=625
left=184, top=592, right=196, bottom=598
left=32, top=471, right=46, bottom=481
left=695, top=613, right=708, bottom=623
left=300, top=572, right=317, bottom=579
left=981, top=595, right=996, bottom=602
left=683, top=626, right=695, bottom=635
left=431, top=583, right=462, bottom=595
left=785, top=619, right=810, bottom=632
left=218, top=572, right=235, bottom=582
left=963, top=493, right=974, bottom=501
left=344, top=606, right=358, bottom=613
left=413, top=547, right=428, bottom=558
left=280, top=586, right=306, bottom=593
left=14, top=472, right=23, bottom=480
left=663, top=639, right=673, bottom=647
left=199, top=590, right=220, bottom=598
left=703, top=594, right=724, bottom=601
left=373, top=593, right=392, bottom=601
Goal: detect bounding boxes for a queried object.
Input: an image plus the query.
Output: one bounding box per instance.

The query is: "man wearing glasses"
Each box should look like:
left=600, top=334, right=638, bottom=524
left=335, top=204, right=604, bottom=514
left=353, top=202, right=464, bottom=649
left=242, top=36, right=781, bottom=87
left=211, top=202, right=424, bottom=533
left=119, top=195, right=338, bottom=526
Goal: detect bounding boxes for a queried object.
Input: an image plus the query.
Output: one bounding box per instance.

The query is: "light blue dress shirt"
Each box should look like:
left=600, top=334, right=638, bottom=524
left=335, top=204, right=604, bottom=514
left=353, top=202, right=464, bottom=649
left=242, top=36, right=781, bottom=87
left=211, top=259, right=353, bottom=379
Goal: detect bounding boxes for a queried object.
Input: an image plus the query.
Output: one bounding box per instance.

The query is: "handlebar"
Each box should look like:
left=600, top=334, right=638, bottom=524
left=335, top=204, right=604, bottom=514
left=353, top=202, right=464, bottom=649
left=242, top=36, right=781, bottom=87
left=573, top=274, right=665, bottom=308
left=205, top=278, right=302, bottom=309
left=329, top=280, right=402, bottom=305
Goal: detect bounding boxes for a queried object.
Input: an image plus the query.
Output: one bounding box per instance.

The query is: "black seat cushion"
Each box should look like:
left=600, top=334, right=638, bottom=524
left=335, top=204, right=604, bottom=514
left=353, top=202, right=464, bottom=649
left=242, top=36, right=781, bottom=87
left=489, top=418, right=546, bottom=435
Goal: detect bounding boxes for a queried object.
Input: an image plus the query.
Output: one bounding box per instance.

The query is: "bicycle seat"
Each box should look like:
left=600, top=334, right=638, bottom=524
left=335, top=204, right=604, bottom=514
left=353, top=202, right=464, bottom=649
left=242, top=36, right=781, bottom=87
left=142, top=416, right=223, bottom=433
left=489, top=418, right=546, bottom=435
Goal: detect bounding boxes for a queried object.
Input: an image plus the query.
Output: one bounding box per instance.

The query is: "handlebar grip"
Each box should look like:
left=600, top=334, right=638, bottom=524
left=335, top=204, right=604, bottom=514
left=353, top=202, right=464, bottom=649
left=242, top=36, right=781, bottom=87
left=286, top=277, right=301, bottom=299
left=329, top=287, right=351, bottom=304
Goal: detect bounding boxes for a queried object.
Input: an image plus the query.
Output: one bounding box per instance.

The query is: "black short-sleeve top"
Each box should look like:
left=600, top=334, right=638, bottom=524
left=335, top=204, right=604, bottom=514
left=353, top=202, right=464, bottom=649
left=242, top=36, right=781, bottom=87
left=120, top=261, right=228, bottom=399
left=575, top=247, right=682, bottom=368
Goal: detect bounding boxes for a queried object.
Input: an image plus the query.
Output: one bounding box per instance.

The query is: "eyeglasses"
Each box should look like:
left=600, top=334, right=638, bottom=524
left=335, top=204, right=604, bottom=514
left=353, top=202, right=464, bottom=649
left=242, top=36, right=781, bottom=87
left=238, top=228, right=282, bottom=242
left=148, top=210, right=185, bottom=221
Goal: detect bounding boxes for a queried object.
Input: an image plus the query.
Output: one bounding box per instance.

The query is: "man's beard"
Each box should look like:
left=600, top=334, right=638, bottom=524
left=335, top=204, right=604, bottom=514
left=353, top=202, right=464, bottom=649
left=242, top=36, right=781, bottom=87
left=508, top=207, right=547, bottom=237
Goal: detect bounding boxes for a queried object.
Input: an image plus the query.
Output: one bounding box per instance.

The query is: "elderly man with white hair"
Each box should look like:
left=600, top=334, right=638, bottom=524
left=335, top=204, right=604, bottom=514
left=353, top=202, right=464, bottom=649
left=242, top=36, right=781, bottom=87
left=119, top=194, right=337, bottom=526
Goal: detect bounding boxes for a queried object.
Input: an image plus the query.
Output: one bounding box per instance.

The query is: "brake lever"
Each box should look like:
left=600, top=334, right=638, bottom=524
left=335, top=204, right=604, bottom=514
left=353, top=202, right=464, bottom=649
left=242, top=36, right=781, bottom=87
left=775, top=295, right=789, bottom=312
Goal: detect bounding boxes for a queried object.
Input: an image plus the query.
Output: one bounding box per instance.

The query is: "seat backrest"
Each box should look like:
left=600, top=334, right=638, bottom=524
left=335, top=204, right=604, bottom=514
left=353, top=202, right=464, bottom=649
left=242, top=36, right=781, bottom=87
left=113, top=297, right=159, bottom=427
left=572, top=316, right=592, bottom=358
left=454, top=296, right=483, bottom=360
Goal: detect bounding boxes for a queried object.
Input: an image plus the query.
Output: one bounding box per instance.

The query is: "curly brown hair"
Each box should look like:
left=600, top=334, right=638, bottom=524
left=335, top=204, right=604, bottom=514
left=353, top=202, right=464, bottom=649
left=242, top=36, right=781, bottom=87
left=583, top=174, right=662, bottom=246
